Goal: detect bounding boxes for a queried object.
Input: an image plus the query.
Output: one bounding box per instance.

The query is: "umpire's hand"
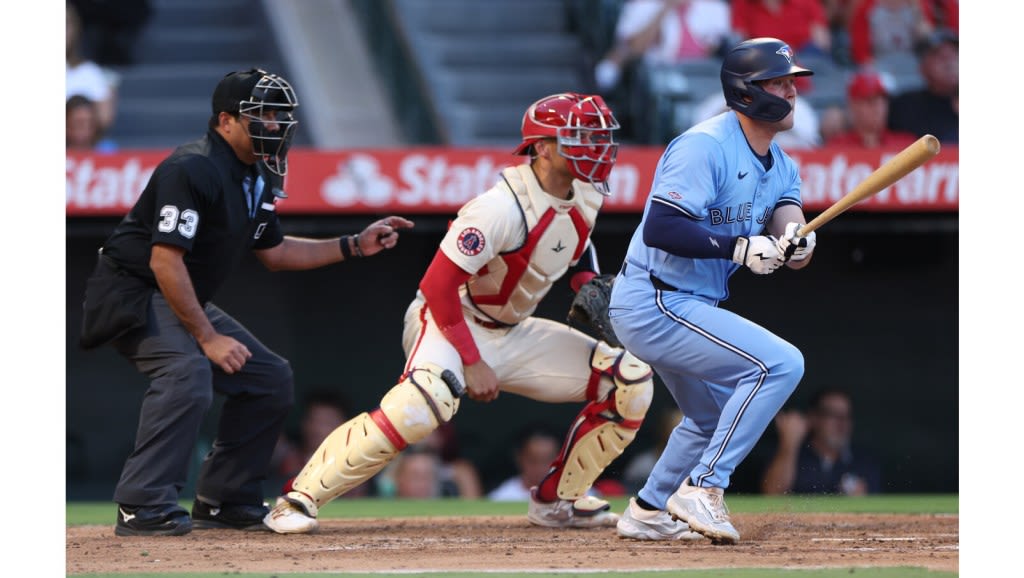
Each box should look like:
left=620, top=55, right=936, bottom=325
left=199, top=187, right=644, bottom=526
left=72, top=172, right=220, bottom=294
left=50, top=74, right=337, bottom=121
left=201, top=333, right=253, bottom=374
left=355, top=216, right=415, bottom=256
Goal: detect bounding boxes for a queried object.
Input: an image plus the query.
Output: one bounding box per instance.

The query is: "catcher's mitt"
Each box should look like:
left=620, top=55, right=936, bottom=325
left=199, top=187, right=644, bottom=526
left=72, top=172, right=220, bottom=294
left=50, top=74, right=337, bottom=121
left=567, top=274, right=622, bottom=347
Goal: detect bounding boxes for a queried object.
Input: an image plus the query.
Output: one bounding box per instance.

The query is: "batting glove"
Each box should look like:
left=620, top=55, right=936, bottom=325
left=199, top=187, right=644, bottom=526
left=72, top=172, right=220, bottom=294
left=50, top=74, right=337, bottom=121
left=775, top=222, right=816, bottom=262
left=733, top=235, right=784, bottom=275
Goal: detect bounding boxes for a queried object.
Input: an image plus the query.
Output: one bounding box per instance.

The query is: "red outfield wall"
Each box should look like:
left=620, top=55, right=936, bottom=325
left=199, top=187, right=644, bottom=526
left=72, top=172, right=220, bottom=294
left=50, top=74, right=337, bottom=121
left=66, top=146, right=959, bottom=217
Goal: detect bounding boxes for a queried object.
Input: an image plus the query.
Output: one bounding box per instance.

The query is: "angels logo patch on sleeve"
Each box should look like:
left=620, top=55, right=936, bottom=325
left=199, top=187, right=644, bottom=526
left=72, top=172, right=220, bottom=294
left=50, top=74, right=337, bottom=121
left=456, top=227, right=486, bottom=256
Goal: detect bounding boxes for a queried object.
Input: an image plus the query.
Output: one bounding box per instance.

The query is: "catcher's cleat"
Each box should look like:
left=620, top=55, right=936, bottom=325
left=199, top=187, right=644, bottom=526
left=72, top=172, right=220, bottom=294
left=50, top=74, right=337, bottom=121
left=616, top=497, right=704, bottom=541
left=666, top=478, right=740, bottom=544
left=527, top=489, right=619, bottom=528
left=264, top=495, right=320, bottom=534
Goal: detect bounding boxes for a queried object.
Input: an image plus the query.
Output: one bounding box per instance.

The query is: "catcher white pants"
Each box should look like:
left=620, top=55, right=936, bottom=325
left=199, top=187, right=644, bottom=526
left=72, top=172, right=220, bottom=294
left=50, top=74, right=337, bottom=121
left=401, top=295, right=599, bottom=404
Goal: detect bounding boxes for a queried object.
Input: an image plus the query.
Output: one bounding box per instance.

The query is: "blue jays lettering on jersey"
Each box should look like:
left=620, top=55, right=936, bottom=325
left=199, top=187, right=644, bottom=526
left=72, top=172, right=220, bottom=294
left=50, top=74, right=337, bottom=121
left=622, top=112, right=802, bottom=302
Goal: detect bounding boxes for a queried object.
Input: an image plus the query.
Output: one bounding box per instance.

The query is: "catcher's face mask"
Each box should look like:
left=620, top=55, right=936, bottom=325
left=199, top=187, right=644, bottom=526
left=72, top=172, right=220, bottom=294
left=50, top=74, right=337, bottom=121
left=555, top=96, right=619, bottom=188
left=513, top=93, right=620, bottom=192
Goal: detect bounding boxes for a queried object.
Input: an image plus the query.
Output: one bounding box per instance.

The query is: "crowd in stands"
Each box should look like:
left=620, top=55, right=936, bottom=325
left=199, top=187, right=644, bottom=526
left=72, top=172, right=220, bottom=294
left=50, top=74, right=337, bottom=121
left=267, top=386, right=881, bottom=499
left=581, top=0, right=958, bottom=146
left=760, top=387, right=882, bottom=495
left=65, top=0, right=152, bottom=153
left=67, top=1, right=957, bottom=152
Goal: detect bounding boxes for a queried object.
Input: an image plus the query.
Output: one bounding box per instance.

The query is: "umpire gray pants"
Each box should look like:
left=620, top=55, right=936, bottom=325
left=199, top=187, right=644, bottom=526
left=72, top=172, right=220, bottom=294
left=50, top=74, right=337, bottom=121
left=111, top=292, right=294, bottom=508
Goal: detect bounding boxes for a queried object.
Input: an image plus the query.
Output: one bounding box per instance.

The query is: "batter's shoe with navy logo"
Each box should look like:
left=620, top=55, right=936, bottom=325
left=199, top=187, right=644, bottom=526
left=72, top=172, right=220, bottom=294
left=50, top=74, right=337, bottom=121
left=617, top=497, right=704, bottom=541
left=115, top=503, right=192, bottom=537
left=666, top=478, right=740, bottom=544
left=527, top=488, right=619, bottom=528
left=191, top=499, right=271, bottom=531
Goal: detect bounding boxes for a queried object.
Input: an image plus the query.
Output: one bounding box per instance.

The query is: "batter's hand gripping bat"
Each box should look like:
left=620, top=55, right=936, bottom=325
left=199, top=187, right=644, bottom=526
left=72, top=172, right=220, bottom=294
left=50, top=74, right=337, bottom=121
left=797, top=134, right=941, bottom=237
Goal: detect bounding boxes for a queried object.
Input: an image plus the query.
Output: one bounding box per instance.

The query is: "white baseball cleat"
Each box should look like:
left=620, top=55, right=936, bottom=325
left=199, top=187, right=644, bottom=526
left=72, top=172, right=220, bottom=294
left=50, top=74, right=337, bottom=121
left=666, top=478, right=740, bottom=544
left=527, top=490, right=619, bottom=528
left=616, top=497, right=704, bottom=541
left=263, top=495, right=320, bottom=534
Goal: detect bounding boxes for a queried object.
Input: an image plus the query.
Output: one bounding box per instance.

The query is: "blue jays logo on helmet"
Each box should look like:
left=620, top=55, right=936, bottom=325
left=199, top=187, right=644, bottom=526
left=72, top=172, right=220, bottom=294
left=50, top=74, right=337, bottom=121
left=775, top=45, right=794, bottom=63
left=720, top=37, right=813, bottom=123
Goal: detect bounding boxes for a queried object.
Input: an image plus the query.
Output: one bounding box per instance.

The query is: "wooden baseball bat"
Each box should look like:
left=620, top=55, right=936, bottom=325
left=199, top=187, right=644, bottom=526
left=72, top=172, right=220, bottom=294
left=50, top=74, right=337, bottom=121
left=798, top=134, right=941, bottom=236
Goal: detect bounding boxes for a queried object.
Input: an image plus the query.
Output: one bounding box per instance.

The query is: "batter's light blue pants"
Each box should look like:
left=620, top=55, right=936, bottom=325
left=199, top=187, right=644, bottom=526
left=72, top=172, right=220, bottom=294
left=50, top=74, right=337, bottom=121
left=609, top=268, right=803, bottom=508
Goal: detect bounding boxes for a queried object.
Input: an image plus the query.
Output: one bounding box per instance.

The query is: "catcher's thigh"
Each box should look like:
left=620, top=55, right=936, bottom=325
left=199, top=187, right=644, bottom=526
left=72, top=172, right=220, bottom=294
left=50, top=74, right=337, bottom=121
left=287, top=363, right=462, bottom=513
left=538, top=341, right=654, bottom=501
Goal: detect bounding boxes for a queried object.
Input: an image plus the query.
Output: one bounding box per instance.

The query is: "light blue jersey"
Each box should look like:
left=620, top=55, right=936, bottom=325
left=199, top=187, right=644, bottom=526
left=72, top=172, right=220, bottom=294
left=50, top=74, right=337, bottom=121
left=622, top=111, right=803, bottom=301
left=608, top=110, right=805, bottom=504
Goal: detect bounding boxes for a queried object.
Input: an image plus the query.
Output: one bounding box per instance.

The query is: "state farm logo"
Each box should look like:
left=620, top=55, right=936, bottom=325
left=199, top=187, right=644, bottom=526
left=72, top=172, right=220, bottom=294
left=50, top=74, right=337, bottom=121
left=320, top=153, right=641, bottom=208
left=66, top=157, right=156, bottom=211
left=322, top=153, right=503, bottom=207
left=323, top=154, right=395, bottom=206
left=793, top=153, right=959, bottom=207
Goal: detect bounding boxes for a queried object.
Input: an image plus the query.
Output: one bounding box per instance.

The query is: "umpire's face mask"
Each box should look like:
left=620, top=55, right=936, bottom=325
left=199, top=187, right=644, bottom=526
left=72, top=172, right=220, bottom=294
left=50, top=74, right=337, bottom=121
left=240, top=74, right=299, bottom=176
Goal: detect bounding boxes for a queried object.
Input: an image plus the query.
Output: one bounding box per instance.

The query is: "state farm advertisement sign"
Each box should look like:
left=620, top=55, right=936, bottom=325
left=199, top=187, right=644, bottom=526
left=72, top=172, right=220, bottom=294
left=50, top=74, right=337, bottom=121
left=66, top=146, right=959, bottom=217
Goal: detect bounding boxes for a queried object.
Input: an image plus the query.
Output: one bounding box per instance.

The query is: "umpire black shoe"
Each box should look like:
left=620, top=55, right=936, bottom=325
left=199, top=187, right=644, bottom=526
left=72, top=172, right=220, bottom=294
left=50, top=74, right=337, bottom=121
left=115, top=503, right=192, bottom=537
left=191, top=499, right=271, bottom=531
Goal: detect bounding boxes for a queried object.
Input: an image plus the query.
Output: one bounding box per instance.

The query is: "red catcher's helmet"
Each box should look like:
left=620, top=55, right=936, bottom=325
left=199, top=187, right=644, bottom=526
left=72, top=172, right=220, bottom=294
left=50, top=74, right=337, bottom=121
left=512, top=93, right=620, bottom=187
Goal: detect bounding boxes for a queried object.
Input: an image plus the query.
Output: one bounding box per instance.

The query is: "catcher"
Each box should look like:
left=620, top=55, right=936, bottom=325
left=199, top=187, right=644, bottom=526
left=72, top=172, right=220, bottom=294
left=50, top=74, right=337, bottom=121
left=265, top=93, right=656, bottom=533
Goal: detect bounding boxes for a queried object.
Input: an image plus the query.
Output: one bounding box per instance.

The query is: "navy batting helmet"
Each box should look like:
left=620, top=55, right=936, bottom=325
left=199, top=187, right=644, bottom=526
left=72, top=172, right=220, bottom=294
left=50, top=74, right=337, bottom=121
left=720, top=38, right=813, bottom=123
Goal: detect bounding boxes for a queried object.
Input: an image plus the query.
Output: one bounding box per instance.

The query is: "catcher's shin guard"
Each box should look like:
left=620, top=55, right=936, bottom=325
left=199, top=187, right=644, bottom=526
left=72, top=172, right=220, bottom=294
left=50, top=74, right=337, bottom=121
left=286, top=363, right=463, bottom=512
left=537, top=342, right=654, bottom=501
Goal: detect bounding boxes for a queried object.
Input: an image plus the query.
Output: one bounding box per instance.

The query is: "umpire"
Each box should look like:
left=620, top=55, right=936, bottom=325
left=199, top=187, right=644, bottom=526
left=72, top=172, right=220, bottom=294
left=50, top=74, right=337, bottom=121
left=79, top=68, right=413, bottom=536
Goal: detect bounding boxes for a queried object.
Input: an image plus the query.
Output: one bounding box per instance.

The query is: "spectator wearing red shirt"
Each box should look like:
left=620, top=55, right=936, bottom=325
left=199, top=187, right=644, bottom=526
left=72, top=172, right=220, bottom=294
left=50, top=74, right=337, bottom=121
left=827, top=71, right=918, bottom=149
left=731, top=0, right=830, bottom=59
left=848, top=0, right=936, bottom=68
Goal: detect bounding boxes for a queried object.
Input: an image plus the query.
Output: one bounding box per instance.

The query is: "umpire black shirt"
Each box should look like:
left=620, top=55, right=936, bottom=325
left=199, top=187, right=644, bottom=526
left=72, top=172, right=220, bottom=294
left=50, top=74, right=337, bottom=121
left=101, top=129, right=285, bottom=304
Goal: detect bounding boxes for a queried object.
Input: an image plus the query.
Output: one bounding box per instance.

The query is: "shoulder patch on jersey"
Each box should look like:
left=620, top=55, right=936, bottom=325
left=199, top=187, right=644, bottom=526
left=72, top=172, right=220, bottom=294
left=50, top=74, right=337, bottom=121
left=667, top=191, right=682, bottom=200
left=456, top=227, right=486, bottom=256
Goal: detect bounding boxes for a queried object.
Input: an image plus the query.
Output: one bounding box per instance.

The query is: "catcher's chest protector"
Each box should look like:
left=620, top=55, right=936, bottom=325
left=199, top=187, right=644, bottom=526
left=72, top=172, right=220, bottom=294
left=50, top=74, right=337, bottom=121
left=467, top=165, right=603, bottom=324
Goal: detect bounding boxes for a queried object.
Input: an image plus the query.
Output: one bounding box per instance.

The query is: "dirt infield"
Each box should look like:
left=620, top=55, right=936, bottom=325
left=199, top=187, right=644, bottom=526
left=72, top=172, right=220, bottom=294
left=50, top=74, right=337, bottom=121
left=66, top=512, right=959, bottom=575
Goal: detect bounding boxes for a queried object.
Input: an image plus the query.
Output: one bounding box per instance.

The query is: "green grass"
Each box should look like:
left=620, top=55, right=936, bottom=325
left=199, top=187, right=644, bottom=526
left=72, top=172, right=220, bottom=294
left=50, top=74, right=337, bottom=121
left=67, top=494, right=959, bottom=525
